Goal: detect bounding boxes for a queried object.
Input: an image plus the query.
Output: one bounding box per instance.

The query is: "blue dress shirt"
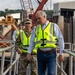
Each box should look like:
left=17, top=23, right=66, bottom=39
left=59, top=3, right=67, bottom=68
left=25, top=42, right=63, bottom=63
left=28, top=21, right=64, bottom=55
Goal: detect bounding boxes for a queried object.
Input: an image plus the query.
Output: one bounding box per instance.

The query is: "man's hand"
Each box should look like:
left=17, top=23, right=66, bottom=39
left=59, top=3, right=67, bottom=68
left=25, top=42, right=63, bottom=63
left=17, top=48, right=22, bottom=54
left=58, top=55, right=64, bottom=62
left=27, top=53, right=31, bottom=61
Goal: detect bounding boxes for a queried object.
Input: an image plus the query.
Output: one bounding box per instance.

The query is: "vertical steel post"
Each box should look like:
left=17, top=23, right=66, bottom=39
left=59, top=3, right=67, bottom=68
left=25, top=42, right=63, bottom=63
left=0, top=51, right=5, bottom=75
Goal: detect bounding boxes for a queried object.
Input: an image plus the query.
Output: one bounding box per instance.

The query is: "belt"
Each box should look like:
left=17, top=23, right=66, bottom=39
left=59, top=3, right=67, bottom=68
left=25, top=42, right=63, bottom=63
left=38, top=49, right=55, bottom=54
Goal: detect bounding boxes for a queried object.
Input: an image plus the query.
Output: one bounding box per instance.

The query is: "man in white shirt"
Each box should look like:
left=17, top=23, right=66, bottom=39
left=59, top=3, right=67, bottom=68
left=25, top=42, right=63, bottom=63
left=12, top=23, right=23, bottom=41
left=27, top=10, right=64, bottom=75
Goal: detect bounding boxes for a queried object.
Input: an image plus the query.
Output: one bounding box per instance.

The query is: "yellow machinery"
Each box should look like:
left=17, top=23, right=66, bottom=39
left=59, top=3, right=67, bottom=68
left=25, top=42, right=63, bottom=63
left=0, top=15, right=18, bottom=48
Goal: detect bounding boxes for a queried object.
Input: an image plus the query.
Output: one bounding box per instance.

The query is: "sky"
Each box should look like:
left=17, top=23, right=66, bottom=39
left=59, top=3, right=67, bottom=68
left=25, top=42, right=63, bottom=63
left=0, top=0, right=75, bottom=11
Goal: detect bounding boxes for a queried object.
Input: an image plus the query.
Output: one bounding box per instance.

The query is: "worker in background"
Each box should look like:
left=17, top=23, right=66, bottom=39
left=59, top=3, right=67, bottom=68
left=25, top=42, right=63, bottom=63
left=12, top=23, right=23, bottom=41
left=16, top=18, right=37, bottom=75
left=27, top=10, right=64, bottom=75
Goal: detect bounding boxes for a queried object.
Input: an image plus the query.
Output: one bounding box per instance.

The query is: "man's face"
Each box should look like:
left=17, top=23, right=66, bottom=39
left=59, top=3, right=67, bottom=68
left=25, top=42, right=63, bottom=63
left=36, top=13, right=46, bottom=25
left=24, top=23, right=32, bottom=31
left=19, top=25, right=23, bottom=30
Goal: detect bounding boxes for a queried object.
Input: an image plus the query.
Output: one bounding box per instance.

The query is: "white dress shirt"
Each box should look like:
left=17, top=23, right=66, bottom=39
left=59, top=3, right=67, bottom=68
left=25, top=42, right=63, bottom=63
left=28, top=21, right=64, bottom=55
left=12, top=30, right=17, bottom=41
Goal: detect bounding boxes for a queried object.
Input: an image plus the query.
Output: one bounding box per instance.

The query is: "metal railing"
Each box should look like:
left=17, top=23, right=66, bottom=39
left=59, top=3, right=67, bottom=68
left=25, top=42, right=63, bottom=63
left=56, top=42, right=75, bottom=75
left=0, top=41, right=75, bottom=75
left=0, top=40, right=20, bottom=75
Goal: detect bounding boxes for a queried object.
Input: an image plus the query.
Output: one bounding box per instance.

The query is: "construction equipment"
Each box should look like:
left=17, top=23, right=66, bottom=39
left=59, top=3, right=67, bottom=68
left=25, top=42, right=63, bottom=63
left=0, top=15, right=18, bottom=48
left=29, top=0, right=48, bottom=25
left=20, top=0, right=33, bottom=21
left=20, top=0, right=48, bottom=25
left=0, top=15, right=18, bottom=30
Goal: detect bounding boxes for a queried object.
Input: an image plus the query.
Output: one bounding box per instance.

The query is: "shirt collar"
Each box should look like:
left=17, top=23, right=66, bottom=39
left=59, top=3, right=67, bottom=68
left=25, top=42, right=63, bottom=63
left=45, top=20, right=49, bottom=26
left=43, top=20, right=49, bottom=29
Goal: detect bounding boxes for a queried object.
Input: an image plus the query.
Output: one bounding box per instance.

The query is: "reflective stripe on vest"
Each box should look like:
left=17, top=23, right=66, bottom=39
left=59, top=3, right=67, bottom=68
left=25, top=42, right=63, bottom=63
left=34, top=22, right=58, bottom=48
left=19, top=30, right=31, bottom=53
left=19, top=30, right=37, bottom=53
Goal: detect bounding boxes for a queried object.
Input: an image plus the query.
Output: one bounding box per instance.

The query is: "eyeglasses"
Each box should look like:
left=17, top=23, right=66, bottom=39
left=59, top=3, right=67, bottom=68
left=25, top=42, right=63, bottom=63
left=25, top=23, right=31, bottom=24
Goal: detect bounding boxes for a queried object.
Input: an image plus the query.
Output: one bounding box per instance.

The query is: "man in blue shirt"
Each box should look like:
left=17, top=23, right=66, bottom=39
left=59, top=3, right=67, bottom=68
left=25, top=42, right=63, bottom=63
left=27, top=10, right=64, bottom=75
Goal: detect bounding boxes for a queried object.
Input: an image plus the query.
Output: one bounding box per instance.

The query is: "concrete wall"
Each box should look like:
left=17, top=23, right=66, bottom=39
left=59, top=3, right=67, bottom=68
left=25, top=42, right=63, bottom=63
left=53, top=1, right=75, bottom=44
left=57, top=16, right=64, bottom=36
left=53, top=3, right=60, bottom=16
left=53, top=1, right=75, bottom=16
left=56, top=16, right=71, bottom=43
left=73, top=17, right=75, bottom=43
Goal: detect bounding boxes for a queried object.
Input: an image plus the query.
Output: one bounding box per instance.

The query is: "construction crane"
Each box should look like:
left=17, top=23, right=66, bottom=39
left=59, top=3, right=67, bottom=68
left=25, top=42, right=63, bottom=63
left=20, top=0, right=48, bottom=25
left=20, top=0, right=33, bottom=21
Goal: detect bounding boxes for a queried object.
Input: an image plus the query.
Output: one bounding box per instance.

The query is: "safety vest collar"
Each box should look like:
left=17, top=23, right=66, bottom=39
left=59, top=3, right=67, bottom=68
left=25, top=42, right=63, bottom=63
left=34, top=22, right=58, bottom=48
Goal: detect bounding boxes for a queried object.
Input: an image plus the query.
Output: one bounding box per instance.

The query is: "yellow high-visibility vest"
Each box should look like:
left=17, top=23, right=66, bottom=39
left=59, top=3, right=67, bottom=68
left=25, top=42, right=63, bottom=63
left=19, top=30, right=37, bottom=53
left=34, top=22, right=58, bottom=49
left=15, top=30, right=20, bottom=39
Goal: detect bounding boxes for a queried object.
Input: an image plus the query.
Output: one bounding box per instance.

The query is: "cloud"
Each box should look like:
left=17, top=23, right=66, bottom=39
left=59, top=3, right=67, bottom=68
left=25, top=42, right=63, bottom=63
left=0, top=0, right=75, bottom=11
left=0, top=0, right=21, bottom=11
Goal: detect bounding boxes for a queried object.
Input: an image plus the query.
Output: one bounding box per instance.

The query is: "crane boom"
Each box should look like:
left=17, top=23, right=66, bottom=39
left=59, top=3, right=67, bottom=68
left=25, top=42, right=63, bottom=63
left=31, top=0, right=48, bottom=25
left=20, top=0, right=48, bottom=25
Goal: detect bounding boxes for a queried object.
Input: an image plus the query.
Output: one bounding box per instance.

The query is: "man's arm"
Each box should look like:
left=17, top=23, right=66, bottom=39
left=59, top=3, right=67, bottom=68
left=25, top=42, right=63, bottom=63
left=27, top=28, right=36, bottom=61
left=12, top=30, right=17, bottom=41
left=15, top=34, right=22, bottom=54
left=54, top=23, right=64, bottom=62
left=27, top=28, right=36, bottom=53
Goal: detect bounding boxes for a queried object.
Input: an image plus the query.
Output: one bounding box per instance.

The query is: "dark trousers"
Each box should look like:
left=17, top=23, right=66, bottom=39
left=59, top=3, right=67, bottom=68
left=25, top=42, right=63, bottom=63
left=37, top=49, right=56, bottom=75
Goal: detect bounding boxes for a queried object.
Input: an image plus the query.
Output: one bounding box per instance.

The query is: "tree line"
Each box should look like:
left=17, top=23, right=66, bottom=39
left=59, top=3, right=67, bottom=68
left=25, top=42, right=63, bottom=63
left=0, top=9, right=53, bottom=17
left=0, top=9, right=22, bottom=16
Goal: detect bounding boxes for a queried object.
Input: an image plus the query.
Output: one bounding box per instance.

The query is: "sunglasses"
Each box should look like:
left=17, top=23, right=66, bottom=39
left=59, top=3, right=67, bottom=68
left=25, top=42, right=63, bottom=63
left=25, top=23, right=31, bottom=24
